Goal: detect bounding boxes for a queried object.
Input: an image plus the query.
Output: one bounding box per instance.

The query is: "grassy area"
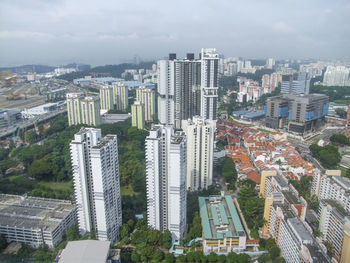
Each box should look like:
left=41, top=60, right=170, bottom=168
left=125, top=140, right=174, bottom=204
left=39, top=181, right=73, bottom=191
left=257, top=128, right=271, bottom=133
left=121, top=185, right=137, bottom=196
left=339, top=167, right=348, bottom=177
left=334, top=99, right=350, bottom=105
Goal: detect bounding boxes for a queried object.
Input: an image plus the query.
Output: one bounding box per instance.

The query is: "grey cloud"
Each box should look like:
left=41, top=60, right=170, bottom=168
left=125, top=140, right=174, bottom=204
left=0, top=0, right=349, bottom=66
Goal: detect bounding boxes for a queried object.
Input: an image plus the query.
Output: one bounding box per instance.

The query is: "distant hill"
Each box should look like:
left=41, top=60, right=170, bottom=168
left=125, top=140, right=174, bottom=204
left=0, top=63, right=91, bottom=74
left=57, top=61, right=155, bottom=82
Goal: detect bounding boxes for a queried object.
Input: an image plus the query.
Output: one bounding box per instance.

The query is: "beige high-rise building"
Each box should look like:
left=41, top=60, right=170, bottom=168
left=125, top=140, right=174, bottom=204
left=131, top=101, right=145, bottom=130
left=113, top=83, right=128, bottom=111
left=66, top=92, right=85, bottom=126
left=259, top=170, right=277, bottom=198
left=341, top=223, right=350, bottom=263
left=136, top=87, right=156, bottom=122
left=99, top=85, right=114, bottom=111
left=66, top=92, right=101, bottom=127
left=80, top=96, right=101, bottom=126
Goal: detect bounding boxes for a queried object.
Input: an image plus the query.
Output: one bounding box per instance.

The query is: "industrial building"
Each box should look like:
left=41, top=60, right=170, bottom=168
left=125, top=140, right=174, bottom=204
left=265, top=93, right=329, bottom=134
left=199, top=195, right=246, bottom=254
left=56, top=240, right=120, bottom=263
left=0, top=109, right=21, bottom=130
left=0, top=194, right=77, bottom=248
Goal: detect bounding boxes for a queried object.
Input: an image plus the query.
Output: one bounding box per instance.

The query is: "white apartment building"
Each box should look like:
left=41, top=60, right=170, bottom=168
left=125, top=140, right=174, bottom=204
left=200, top=48, right=218, bottom=121
left=266, top=58, right=275, bottom=69
left=145, top=125, right=187, bottom=240
left=182, top=116, right=215, bottom=191
left=70, top=128, right=122, bottom=243
left=312, top=171, right=350, bottom=212
left=323, top=66, right=350, bottom=87
left=318, top=200, right=350, bottom=261
left=0, top=194, right=77, bottom=248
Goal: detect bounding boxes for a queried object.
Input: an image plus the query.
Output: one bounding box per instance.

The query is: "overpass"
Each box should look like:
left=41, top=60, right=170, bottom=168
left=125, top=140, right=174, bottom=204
left=0, top=109, right=67, bottom=140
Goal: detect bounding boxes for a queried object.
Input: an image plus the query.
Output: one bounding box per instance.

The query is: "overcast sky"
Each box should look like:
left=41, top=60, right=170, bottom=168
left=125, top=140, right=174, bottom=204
left=0, top=0, right=349, bottom=66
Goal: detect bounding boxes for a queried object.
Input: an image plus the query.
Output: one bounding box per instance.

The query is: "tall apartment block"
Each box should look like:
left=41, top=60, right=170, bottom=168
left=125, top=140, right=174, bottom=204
left=66, top=92, right=101, bottom=126
left=200, top=48, right=218, bottom=121
left=281, top=72, right=310, bottom=94
left=261, top=174, right=330, bottom=263
left=318, top=199, right=350, bottom=261
left=131, top=101, right=145, bottom=129
left=145, top=125, right=187, bottom=240
left=265, top=93, right=329, bottom=134
left=157, top=53, right=201, bottom=128
left=70, top=128, right=122, bottom=242
left=344, top=105, right=350, bottom=138
left=100, top=85, right=114, bottom=111
left=136, top=86, right=156, bottom=122
left=312, top=170, right=350, bottom=212
left=182, top=116, right=215, bottom=191
left=113, top=82, right=128, bottom=111
left=80, top=96, right=101, bottom=126
left=323, top=66, right=350, bottom=87
left=66, top=92, right=84, bottom=126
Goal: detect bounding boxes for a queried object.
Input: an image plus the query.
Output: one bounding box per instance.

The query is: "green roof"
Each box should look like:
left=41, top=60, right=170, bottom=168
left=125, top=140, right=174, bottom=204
left=225, top=196, right=244, bottom=233
left=198, top=195, right=246, bottom=240
left=199, top=197, right=212, bottom=239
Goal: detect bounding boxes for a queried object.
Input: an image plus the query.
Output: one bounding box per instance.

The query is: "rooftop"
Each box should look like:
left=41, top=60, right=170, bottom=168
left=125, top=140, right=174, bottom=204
left=0, top=194, right=76, bottom=232
left=58, top=240, right=110, bottom=263
left=199, top=195, right=246, bottom=240
left=332, top=176, right=350, bottom=192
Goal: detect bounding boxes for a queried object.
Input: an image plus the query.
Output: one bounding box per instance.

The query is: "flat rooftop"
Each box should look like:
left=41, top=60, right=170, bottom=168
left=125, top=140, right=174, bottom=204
left=323, top=199, right=349, bottom=218
left=199, top=195, right=246, bottom=240
left=332, top=176, right=350, bottom=192
left=58, top=240, right=110, bottom=263
left=0, top=194, right=76, bottom=232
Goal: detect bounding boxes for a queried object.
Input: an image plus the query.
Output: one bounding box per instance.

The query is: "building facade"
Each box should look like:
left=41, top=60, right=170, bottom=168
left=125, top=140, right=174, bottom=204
left=323, top=66, right=350, bottom=87
left=66, top=92, right=101, bottom=126
left=0, top=194, right=77, bottom=248
left=100, top=86, right=114, bottom=111
left=70, top=128, right=122, bottom=243
left=281, top=73, right=310, bottom=95
left=265, top=94, right=329, bottom=134
left=199, top=195, right=247, bottom=254
left=131, top=101, right=145, bottom=129
left=182, top=116, right=215, bottom=191
left=145, top=125, right=187, bottom=240
left=113, top=83, right=128, bottom=111
left=80, top=96, right=101, bottom=126
left=157, top=53, right=201, bottom=128
left=200, top=48, right=218, bottom=121
left=136, top=86, right=156, bottom=122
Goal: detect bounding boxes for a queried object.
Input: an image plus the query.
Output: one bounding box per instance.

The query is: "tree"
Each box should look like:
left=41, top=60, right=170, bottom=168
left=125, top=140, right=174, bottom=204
left=26, top=130, right=37, bottom=144
left=66, top=225, right=80, bottom=241
left=0, top=234, right=7, bottom=251
left=165, top=253, right=175, bottom=263
left=162, top=230, right=172, bottom=249
left=335, top=108, right=347, bottom=119
left=121, top=224, right=131, bottom=239
left=151, top=251, right=164, bottom=262
left=131, top=250, right=140, bottom=262
left=208, top=252, right=218, bottom=262
left=176, top=255, right=186, bottom=263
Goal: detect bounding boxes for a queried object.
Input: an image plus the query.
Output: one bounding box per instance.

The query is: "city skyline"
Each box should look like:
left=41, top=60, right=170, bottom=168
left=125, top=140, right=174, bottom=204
left=1, top=0, right=350, bottom=66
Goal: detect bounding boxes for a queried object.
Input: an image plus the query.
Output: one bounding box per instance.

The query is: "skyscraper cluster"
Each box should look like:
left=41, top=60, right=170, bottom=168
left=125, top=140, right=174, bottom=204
left=144, top=48, right=218, bottom=239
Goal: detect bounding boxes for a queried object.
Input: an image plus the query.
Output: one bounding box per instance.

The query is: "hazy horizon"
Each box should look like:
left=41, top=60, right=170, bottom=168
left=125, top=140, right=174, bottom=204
left=1, top=0, right=349, bottom=67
